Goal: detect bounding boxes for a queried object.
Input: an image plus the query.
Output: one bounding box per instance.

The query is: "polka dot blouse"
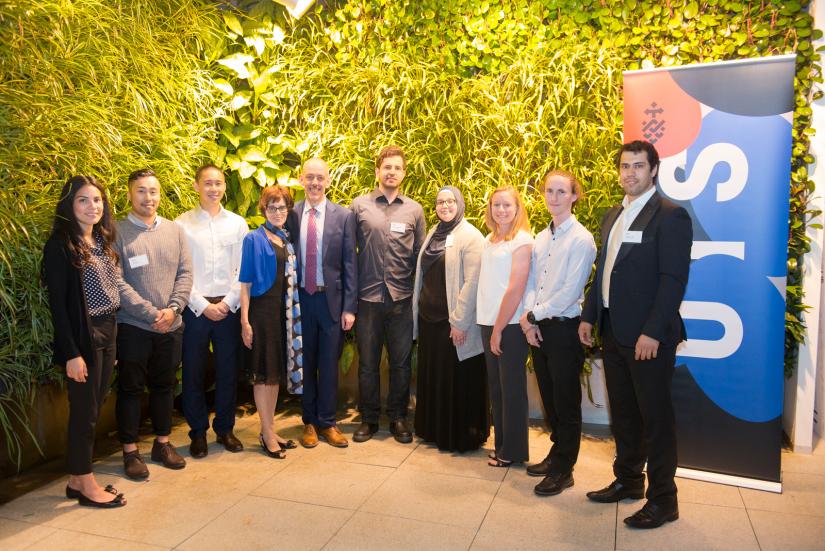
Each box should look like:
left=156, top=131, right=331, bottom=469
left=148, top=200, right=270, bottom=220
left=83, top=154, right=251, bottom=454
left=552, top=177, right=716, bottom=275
left=81, top=233, right=120, bottom=317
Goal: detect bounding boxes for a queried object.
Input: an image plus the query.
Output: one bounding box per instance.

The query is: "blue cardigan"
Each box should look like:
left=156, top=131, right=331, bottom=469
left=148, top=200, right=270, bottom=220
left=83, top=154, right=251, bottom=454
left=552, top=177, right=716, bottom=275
left=239, top=226, right=281, bottom=297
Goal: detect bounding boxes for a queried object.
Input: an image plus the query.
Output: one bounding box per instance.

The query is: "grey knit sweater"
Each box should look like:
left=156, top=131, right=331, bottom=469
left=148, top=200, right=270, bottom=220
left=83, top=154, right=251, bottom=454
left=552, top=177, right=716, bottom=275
left=115, top=214, right=193, bottom=332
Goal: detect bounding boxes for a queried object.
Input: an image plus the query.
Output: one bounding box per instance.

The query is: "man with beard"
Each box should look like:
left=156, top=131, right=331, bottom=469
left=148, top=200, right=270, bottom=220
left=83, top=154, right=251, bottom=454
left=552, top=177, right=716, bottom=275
left=350, top=146, right=426, bottom=443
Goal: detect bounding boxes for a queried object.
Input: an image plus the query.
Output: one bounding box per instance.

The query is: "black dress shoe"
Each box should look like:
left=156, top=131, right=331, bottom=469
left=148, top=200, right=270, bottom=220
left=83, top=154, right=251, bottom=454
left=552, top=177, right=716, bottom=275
left=216, top=431, right=244, bottom=452
left=389, top=419, right=413, bottom=444
left=353, top=422, right=379, bottom=443
left=77, top=491, right=127, bottom=508
left=586, top=480, right=645, bottom=503
left=624, top=501, right=679, bottom=529
left=534, top=472, right=574, bottom=496
left=526, top=455, right=552, bottom=477
left=190, top=434, right=208, bottom=458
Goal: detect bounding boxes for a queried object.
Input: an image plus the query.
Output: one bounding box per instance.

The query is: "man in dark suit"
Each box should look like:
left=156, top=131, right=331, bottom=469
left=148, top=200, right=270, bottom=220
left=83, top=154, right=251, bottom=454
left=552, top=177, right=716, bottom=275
left=291, top=158, right=358, bottom=448
left=579, top=140, right=692, bottom=529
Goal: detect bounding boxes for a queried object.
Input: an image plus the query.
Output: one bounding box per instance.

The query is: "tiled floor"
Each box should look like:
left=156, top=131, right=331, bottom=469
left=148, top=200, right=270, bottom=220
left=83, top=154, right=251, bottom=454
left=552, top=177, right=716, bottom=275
left=1, top=409, right=823, bottom=550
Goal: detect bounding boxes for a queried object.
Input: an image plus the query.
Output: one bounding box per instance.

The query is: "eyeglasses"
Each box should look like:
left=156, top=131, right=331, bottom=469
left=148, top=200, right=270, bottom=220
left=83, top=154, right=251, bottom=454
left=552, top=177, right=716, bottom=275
left=266, top=205, right=289, bottom=214
left=436, top=198, right=457, bottom=207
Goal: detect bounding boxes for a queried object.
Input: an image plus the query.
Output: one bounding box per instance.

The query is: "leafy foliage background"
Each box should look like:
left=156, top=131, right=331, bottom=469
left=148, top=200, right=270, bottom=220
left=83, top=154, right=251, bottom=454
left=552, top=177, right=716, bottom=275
left=0, top=0, right=820, bottom=464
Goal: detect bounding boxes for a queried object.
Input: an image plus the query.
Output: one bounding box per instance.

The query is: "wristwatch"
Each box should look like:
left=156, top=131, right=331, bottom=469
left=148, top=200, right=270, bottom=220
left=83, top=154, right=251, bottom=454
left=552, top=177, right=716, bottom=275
left=169, top=304, right=181, bottom=315
left=526, top=311, right=537, bottom=325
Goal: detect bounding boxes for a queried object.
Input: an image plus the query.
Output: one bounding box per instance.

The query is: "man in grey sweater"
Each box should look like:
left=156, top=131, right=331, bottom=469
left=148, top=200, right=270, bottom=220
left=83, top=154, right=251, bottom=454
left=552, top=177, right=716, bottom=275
left=114, top=169, right=193, bottom=480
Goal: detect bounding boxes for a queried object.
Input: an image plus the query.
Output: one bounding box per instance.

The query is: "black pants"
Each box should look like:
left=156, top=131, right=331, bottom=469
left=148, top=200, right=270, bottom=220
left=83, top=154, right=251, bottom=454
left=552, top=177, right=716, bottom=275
left=481, top=324, right=529, bottom=463
left=531, top=317, right=584, bottom=476
left=602, top=310, right=678, bottom=505
left=356, top=291, right=413, bottom=423
left=116, top=323, right=183, bottom=444
left=66, top=314, right=116, bottom=475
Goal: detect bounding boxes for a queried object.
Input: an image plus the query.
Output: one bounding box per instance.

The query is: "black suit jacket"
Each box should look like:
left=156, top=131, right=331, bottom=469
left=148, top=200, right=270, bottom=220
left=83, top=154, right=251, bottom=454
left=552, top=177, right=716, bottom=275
left=289, top=199, right=358, bottom=321
left=582, top=191, right=692, bottom=348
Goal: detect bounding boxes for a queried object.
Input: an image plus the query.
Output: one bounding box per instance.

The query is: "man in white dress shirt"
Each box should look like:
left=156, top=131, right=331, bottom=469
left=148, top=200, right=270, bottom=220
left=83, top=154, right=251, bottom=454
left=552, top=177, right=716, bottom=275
left=175, top=164, right=248, bottom=457
left=520, top=169, right=596, bottom=496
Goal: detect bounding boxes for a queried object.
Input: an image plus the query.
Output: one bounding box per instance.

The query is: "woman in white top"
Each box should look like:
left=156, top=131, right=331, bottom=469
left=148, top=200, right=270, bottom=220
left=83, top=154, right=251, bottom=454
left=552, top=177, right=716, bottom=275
left=477, top=185, right=533, bottom=467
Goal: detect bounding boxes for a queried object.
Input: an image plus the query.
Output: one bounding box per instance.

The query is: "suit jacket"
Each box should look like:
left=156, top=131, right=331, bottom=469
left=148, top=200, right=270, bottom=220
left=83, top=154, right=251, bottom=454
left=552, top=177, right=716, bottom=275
left=411, top=219, right=485, bottom=361
left=289, top=199, right=358, bottom=321
left=581, top=191, right=692, bottom=348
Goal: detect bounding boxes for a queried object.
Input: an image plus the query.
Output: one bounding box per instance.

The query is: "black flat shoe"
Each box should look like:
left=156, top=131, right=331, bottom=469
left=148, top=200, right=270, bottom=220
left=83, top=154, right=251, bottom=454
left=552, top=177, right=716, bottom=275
left=66, top=484, right=117, bottom=499
left=278, top=439, right=297, bottom=450
left=624, top=501, right=679, bottom=529
left=259, top=435, right=286, bottom=459
left=77, top=492, right=127, bottom=508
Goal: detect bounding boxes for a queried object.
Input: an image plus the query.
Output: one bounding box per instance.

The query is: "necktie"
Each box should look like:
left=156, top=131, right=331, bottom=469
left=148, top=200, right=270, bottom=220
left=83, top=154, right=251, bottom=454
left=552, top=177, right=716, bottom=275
left=305, top=208, right=318, bottom=294
left=601, top=208, right=625, bottom=308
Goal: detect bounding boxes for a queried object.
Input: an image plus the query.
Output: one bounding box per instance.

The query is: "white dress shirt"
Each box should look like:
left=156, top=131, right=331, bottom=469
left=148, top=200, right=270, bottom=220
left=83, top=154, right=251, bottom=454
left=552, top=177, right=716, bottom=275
left=524, top=215, right=596, bottom=320
left=175, top=205, right=248, bottom=316
left=602, top=185, right=656, bottom=308
left=476, top=230, right=533, bottom=326
left=300, top=198, right=326, bottom=289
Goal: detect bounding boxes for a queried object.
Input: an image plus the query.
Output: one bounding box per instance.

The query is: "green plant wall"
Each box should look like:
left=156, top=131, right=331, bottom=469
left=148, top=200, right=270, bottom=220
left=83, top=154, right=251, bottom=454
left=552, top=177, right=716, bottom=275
left=211, top=0, right=821, bottom=378
left=0, top=0, right=225, bottom=463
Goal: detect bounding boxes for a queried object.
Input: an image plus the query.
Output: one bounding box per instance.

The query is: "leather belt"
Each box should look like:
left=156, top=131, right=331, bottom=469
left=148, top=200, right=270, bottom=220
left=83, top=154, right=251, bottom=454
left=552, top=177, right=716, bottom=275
left=204, top=296, right=225, bottom=304
left=538, top=315, right=580, bottom=324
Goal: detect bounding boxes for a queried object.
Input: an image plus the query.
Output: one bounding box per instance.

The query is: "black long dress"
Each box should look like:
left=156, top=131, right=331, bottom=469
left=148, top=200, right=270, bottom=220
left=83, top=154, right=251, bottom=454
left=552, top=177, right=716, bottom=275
left=415, top=254, right=489, bottom=452
left=245, top=242, right=287, bottom=386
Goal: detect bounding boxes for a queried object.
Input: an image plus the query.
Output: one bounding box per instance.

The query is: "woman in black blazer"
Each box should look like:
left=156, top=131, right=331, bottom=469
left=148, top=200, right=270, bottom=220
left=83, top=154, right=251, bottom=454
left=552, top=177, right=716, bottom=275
left=43, top=175, right=158, bottom=508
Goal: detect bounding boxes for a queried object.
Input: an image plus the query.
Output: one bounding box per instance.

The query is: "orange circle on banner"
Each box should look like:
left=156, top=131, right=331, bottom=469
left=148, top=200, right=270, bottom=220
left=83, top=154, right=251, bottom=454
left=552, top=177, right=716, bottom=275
left=624, top=71, right=702, bottom=157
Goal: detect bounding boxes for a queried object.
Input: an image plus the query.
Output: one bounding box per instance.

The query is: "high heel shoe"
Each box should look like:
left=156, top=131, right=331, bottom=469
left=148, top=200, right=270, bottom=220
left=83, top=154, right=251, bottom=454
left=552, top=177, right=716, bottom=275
left=259, top=434, right=286, bottom=459
left=66, top=484, right=117, bottom=499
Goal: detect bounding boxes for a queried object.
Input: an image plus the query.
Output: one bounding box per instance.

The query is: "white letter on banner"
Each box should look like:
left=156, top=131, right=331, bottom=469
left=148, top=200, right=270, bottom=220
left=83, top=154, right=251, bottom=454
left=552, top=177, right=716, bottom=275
left=659, top=143, right=748, bottom=202
left=678, top=301, right=743, bottom=359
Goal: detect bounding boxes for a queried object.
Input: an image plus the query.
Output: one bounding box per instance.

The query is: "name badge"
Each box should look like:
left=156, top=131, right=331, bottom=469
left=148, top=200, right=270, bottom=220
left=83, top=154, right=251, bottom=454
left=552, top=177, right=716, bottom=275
left=445, top=235, right=455, bottom=247
left=624, top=230, right=643, bottom=244
left=390, top=222, right=406, bottom=234
left=128, top=254, right=149, bottom=269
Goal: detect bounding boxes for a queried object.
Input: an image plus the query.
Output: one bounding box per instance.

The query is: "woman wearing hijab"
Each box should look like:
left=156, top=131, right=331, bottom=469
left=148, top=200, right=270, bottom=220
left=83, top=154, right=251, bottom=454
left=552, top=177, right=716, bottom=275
left=412, top=186, right=489, bottom=452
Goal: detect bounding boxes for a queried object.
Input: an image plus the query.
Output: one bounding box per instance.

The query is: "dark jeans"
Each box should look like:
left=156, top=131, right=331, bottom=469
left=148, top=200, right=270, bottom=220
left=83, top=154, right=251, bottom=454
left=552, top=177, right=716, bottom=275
left=356, top=292, right=413, bottom=423
left=602, top=310, right=678, bottom=504
left=67, top=314, right=116, bottom=475
left=531, top=317, right=584, bottom=476
left=481, top=324, right=529, bottom=463
left=116, top=323, right=183, bottom=444
left=181, top=308, right=240, bottom=439
left=300, top=289, right=343, bottom=429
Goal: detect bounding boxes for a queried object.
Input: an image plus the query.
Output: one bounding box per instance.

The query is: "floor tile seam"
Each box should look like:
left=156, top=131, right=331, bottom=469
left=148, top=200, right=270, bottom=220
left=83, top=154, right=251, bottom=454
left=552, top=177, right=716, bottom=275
left=167, top=487, right=250, bottom=549
left=467, top=464, right=508, bottom=549
left=318, top=508, right=359, bottom=550
left=741, top=505, right=825, bottom=519
left=741, top=502, right=764, bottom=551
left=397, top=464, right=507, bottom=482
left=349, top=440, right=423, bottom=515
left=245, top=492, right=361, bottom=512
left=7, top=520, right=57, bottom=551
left=37, top=523, right=171, bottom=549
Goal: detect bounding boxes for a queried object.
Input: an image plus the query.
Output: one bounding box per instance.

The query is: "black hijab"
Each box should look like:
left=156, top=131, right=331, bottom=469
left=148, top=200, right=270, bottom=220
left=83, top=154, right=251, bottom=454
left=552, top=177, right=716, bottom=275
left=420, top=186, right=465, bottom=274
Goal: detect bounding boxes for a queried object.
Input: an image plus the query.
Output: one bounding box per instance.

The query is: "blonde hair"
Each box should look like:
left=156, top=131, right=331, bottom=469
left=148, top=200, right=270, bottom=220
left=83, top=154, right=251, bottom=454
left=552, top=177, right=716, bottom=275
left=484, top=185, right=531, bottom=241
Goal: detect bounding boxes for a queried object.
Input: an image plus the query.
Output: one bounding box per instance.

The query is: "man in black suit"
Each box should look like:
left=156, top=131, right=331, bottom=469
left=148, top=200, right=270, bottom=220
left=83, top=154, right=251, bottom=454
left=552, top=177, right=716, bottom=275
left=291, top=158, right=358, bottom=448
left=579, top=140, right=692, bottom=529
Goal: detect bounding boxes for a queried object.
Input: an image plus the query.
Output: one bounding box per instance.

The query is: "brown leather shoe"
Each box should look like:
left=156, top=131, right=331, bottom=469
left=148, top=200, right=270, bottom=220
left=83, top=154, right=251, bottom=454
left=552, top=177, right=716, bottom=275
left=301, top=424, right=319, bottom=448
left=151, top=439, right=186, bottom=470
left=216, top=431, right=244, bottom=453
left=123, top=449, right=149, bottom=480
left=319, top=426, right=349, bottom=448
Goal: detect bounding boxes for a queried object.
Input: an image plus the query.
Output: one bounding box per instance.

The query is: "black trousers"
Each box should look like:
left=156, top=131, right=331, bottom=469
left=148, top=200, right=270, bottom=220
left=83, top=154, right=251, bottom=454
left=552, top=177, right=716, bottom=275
left=356, top=291, right=413, bottom=423
left=116, top=323, right=183, bottom=444
left=602, top=310, right=678, bottom=504
left=480, top=324, right=529, bottom=463
left=66, top=314, right=117, bottom=475
left=531, top=317, right=584, bottom=476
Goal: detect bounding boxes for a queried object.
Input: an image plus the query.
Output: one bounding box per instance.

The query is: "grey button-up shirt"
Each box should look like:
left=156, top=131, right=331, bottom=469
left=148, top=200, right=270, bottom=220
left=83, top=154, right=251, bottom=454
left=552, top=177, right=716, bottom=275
left=351, top=189, right=426, bottom=302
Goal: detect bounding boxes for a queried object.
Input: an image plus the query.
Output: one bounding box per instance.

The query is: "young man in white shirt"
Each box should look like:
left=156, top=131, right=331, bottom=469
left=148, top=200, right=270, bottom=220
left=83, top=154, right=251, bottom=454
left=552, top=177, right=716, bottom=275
left=520, top=169, right=596, bottom=496
left=175, top=165, right=248, bottom=457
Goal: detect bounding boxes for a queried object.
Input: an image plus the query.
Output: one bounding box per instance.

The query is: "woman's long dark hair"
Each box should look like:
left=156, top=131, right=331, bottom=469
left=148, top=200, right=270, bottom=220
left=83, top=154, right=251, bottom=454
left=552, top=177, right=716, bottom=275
left=49, top=175, right=119, bottom=267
